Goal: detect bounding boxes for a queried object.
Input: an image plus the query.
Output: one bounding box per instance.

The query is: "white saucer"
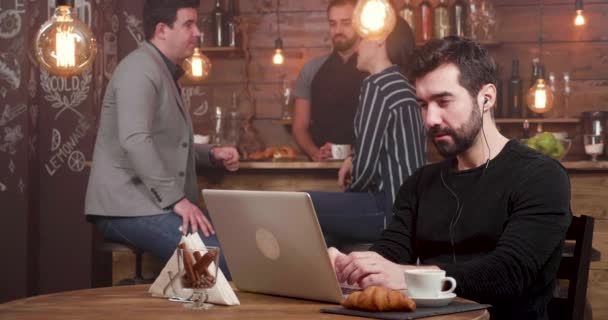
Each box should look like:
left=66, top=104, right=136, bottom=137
left=411, top=293, right=457, bottom=307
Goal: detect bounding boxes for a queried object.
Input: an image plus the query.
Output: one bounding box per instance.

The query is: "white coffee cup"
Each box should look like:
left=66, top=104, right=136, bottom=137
left=331, top=144, right=352, bottom=160
left=193, top=134, right=210, bottom=144
left=404, top=269, right=457, bottom=298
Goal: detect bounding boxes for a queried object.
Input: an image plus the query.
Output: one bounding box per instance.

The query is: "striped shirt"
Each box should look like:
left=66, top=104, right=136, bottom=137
left=350, top=65, right=427, bottom=211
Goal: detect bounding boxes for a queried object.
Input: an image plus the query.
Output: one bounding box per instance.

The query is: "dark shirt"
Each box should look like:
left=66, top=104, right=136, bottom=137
left=371, top=140, right=572, bottom=320
left=149, top=42, right=185, bottom=92
left=350, top=65, right=426, bottom=212
left=309, top=51, right=368, bottom=146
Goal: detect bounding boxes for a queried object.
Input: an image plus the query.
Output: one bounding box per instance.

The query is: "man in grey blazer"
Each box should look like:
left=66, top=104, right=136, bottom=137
left=85, top=0, right=238, bottom=272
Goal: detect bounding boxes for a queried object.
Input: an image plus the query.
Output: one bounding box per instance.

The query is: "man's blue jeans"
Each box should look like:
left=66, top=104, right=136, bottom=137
left=307, top=191, right=388, bottom=249
left=92, top=212, right=231, bottom=279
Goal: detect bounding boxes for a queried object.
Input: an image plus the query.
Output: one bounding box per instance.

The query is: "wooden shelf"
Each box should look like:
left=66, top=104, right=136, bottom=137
left=495, top=118, right=580, bottom=124
left=416, top=41, right=501, bottom=48
left=273, top=119, right=293, bottom=126
left=562, top=161, right=608, bottom=171
left=200, top=46, right=243, bottom=57
left=239, top=161, right=342, bottom=169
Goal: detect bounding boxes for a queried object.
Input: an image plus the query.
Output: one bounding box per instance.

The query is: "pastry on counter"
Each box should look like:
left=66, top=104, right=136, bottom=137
left=247, top=146, right=297, bottom=161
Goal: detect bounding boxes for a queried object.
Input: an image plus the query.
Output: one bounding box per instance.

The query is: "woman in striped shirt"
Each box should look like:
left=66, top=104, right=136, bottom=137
left=309, top=18, right=427, bottom=248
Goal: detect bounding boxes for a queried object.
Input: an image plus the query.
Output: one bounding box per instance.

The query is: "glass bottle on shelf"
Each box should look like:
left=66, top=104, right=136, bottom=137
left=562, top=72, right=571, bottom=118
left=479, top=0, right=497, bottom=42
left=211, top=0, right=225, bottom=47
left=399, top=0, right=415, bottom=35
left=419, top=0, right=433, bottom=42
left=451, top=0, right=467, bottom=37
left=548, top=72, right=560, bottom=117
left=281, top=79, right=293, bottom=121
left=467, top=0, right=496, bottom=42
left=467, top=0, right=480, bottom=39
left=523, top=119, right=531, bottom=139
left=434, top=0, right=450, bottom=39
left=212, top=105, right=224, bottom=145
left=225, top=92, right=241, bottom=147
left=225, top=0, right=239, bottom=48
left=525, top=58, right=540, bottom=118
left=507, top=59, right=523, bottom=118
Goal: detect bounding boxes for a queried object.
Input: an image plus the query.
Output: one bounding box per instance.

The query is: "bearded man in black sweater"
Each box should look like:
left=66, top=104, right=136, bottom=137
left=329, top=37, right=572, bottom=320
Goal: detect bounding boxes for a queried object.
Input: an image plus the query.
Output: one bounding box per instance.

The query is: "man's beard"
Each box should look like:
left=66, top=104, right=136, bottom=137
left=429, top=102, right=483, bottom=158
left=332, top=33, right=358, bottom=52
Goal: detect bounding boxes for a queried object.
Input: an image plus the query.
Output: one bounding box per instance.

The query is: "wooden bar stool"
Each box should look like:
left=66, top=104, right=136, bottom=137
left=99, top=241, right=152, bottom=285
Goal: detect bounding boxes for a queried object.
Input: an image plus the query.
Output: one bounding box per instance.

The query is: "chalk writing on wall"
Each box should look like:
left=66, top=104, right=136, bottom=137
left=182, top=86, right=210, bottom=117
left=123, top=11, right=144, bottom=46
left=0, top=104, right=26, bottom=126
left=67, top=150, right=85, bottom=172
left=0, top=124, right=23, bottom=155
left=40, top=69, right=92, bottom=120
left=51, top=128, right=61, bottom=151
left=0, top=52, right=21, bottom=98
left=44, top=118, right=91, bottom=176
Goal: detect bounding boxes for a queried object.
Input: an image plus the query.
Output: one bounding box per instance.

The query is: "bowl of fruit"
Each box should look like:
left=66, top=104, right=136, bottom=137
left=522, top=132, right=571, bottom=161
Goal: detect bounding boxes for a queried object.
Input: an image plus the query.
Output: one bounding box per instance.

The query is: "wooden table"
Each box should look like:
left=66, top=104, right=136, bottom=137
left=0, top=285, right=489, bottom=320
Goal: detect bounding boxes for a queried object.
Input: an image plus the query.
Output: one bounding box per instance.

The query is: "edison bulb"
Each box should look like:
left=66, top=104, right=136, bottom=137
left=273, top=49, right=284, bottom=65
left=272, top=38, right=284, bottom=65
left=183, top=47, right=212, bottom=81
left=353, top=0, right=396, bottom=40
left=34, top=5, right=96, bottom=77
left=574, top=10, right=585, bottom=26
left=526, top=78, right=554, bottom=114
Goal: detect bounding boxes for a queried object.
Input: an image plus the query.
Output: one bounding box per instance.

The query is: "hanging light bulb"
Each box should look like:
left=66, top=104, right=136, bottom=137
left=574, top=0, right=585, bottom=26
left=526, top=65, right=554, bottom=114
left=353, top=0, right=397, bottom=40
left=272, top=38, right=284, bottom=65
left=34, top=0, right=96, bottom=77
left=183, top=47, right=212, bottom=81
left=272, top=0, right=285, bottom=65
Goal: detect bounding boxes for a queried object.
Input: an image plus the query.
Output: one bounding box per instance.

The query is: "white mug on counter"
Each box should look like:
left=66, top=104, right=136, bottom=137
left=193, top=134, right=210, bottom=144
left=404, top=269, right=457, bottom=298
left=331, top=144, right=352, bottom=160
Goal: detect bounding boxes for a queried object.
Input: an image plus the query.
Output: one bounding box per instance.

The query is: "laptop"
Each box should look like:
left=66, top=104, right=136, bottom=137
left=202, top=189, right=346, bottom=303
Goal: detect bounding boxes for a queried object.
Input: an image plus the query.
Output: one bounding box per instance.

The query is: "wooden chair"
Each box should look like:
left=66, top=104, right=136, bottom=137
left=100, top=241, right=153, bottom=286
left=548, top=215, right=595, bottom=320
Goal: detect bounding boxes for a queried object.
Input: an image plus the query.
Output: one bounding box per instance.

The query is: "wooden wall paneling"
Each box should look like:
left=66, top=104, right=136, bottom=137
left=570, top=174, right=608, bottom=219
left=591, top=219, right=608, bottom=270
left=245, top=11, right=331, bottom=48
left=492, top=43, right=608, bottom=81
left=497, top=4, right=608, bottom=43
left=588, top=269, right=608, bottom=320
left=589, top=218, right=608, bottom=320
left=201, top=0, right=329, bottom=14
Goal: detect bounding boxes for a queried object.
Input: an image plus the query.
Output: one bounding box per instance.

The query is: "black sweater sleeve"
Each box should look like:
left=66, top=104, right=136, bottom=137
left=436, top=159, right=572, bottom=299
left=370, top=167, right=423, bottom=264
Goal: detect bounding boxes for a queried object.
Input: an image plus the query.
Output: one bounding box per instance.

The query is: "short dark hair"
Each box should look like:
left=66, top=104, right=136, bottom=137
left=327, top=0, right=358, bottom=13
left=143, top=0, right=200, bottom=41
left=410, top=36, right=498, bottom=98
left=386, top=18, right=416, bottom=74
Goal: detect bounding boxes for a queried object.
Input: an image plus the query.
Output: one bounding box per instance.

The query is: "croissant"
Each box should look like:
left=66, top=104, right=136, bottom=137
left=273, top=146, right=297, bottom=159
left=342, top=286, right=416, bottom=312
left=248, top=150, right=267, bottom=160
